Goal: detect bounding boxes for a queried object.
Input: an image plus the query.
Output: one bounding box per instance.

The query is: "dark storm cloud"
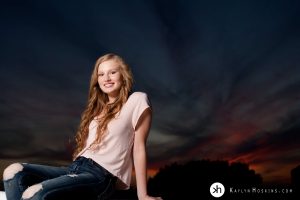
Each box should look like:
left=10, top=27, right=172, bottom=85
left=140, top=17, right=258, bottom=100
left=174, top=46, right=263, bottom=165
left=0, top=0, right=300, bottom=182
left=144, top=0, right=300, bottom=159
left=233, top=107, right=300, bottom=156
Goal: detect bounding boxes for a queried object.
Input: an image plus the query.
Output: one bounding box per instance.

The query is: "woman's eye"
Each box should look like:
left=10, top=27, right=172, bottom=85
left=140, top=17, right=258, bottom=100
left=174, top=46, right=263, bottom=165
left=98, top=73, right=104, bottom=76
left=111, top=71, right=117, bottom=74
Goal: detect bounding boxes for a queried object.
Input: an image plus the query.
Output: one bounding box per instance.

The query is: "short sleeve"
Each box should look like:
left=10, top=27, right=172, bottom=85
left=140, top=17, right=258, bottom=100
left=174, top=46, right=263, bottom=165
left=131, top=92, right=151, bottom=129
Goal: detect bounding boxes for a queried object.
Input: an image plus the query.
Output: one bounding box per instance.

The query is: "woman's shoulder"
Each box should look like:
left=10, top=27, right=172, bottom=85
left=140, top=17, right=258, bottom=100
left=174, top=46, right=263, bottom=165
left=129, top=91, right=148, bottom=99
left=127, top=91, right=150, bottom=105
left=128, top=91, right=148, bottom=99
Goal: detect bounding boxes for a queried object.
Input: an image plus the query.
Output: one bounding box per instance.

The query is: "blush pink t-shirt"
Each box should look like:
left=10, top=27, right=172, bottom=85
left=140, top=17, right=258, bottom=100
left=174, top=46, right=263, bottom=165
left=77, top=92, right=151, bottom=189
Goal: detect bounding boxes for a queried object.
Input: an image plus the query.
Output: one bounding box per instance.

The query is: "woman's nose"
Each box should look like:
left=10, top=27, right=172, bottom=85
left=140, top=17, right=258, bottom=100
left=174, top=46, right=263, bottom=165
left=104, top=74, right=111, bottom=81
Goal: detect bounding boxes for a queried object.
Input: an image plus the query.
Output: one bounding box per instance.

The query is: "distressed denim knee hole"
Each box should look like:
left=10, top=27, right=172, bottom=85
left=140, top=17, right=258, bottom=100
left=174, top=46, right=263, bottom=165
left=67, top=174, right=78, bottom=178
left=22, top=183, right=43, bottom=199
left=3, top=163, right=24, bottom=181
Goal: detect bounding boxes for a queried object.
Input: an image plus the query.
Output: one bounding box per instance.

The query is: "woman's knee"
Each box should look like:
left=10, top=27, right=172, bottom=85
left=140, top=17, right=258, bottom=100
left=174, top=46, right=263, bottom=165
left=3, top=163, right=24, bottom=181
left=21, top=183, right=43, bottom=200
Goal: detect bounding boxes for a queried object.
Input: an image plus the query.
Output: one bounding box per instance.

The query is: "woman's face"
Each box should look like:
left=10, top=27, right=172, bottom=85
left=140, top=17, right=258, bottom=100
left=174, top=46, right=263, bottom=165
left=97, top=59, right=123, bottom=102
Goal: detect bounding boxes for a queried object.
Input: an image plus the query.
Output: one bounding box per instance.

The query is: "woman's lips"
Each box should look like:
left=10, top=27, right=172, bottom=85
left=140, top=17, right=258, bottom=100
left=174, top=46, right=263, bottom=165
left=104, top=82, right=114, bottom=88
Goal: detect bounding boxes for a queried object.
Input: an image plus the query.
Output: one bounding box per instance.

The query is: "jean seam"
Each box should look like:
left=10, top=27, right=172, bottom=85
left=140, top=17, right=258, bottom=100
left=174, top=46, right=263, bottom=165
left=97, top=178, right=115, bottom=200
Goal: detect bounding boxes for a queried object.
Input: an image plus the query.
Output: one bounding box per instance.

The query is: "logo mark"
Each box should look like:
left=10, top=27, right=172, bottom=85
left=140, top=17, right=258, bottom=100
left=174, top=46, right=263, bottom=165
left=210, top=182, right=225, bottom=198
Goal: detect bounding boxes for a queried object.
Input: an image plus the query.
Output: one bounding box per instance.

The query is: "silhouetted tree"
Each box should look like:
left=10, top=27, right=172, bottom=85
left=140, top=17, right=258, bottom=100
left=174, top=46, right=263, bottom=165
left=291, top=165, right=300, bottom=187
left=291, top=165, right=300, bottom=198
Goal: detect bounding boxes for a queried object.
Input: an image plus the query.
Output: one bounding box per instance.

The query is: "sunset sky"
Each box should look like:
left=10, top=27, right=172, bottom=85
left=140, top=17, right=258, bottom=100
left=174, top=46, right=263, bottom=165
left=1, top=0, right=300, bottom=184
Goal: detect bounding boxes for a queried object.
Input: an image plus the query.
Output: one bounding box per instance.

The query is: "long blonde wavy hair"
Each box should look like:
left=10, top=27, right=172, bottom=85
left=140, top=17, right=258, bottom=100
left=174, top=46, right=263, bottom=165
left=73, top=53, right=133, bottom=158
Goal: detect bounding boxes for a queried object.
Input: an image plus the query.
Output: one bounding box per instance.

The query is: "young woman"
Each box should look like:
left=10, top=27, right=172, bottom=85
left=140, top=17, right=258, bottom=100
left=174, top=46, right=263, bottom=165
left=3, top=53, right=162, bottom=200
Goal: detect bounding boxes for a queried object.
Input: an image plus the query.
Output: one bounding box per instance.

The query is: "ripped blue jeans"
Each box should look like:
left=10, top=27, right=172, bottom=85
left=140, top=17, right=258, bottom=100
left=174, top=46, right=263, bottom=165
left=3, top=156, right=116, bottom=200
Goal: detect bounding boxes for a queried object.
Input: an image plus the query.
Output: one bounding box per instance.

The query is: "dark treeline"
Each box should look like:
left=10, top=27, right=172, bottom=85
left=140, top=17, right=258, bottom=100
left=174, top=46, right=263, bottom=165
left=146, top=160, right=300, bottom=200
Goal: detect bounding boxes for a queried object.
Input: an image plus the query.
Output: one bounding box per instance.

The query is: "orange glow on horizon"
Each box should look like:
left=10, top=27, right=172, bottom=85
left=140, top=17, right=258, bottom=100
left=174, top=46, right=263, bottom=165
left=147, top=168, right=159, bottom=178
left=228, top=147, right=297, bottom=184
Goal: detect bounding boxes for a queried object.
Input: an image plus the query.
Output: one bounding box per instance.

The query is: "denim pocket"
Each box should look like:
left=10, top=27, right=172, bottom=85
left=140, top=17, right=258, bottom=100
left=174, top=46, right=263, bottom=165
left=69, top=157, right=113, bottom=183
left=68, top=158, right=83, bottom=173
